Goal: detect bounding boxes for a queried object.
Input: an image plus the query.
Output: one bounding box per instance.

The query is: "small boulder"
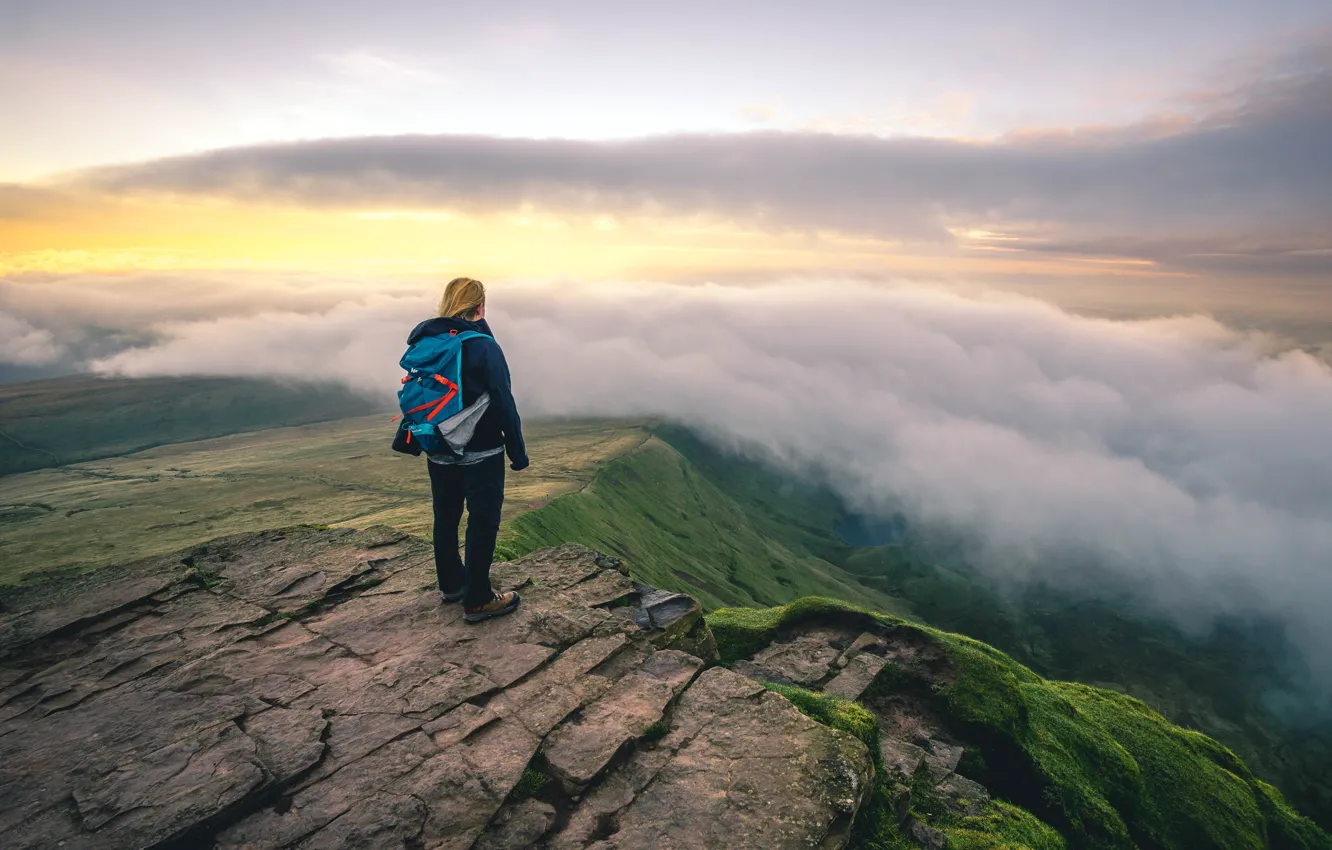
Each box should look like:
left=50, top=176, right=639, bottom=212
left=823, top=651, right=887, bottom=700
left=629, top=586, right=719, bottom=662
left=910, top=818, right=949, bottom=850
left=835, top=632, right=884, bottom=668
left=881, top=736, right=928, bottom=780
left=923, top=739, right=964, bottom=781
left=936, top=773, right=990, bottom=817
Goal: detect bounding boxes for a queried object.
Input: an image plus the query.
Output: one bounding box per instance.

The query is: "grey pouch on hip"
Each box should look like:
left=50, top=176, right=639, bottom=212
left=436, top=392, right=491, bottom=455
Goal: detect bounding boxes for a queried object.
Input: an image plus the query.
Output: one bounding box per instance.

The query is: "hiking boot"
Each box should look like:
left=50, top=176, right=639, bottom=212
left=441, top=589, right=465, bottom=604
left=464, top=591, right=520, bottom=623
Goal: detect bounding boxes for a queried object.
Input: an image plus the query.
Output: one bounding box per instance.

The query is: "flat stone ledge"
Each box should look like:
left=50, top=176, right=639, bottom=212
left=0, top=532, right=874, bottom=850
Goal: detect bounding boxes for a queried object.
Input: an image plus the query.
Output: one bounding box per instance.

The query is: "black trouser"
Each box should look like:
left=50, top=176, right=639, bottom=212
left=427, top=453, right=505, bottom=608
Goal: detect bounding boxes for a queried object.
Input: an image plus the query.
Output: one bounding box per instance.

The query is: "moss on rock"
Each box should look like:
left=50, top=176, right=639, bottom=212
left=944, top=800, right=1068, bottom=849
left=762, top=683, right=880, bottom=750
left=707, top=597, right=1332, bottom=850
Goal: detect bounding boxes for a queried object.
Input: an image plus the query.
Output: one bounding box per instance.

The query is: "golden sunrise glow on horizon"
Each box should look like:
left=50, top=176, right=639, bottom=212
left=0, top=0, right=1326, bottom=330
left=0, top=195, right=1184, bottom=281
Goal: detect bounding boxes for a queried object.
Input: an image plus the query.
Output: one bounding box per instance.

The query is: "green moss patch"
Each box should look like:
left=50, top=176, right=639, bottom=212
left=944, top=800, right=1068, bottom=849
left=510, top=767, right=549, bottom=801
left=763, top=682, right=879, bottom=749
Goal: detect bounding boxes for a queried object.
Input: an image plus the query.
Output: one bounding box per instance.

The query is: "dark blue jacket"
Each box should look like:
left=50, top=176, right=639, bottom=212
left=392, top=316, right=528, bottom=469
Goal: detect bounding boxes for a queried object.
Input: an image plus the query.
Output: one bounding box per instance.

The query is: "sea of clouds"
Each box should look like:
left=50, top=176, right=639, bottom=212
left=5, top=275, right=1332, bottom=695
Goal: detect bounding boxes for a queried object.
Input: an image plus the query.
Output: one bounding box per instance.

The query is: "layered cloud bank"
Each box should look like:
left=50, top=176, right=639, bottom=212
left=57, top=277, right=1332, bottom=692
left=39, top=46, right=1327, bottom=278
left=2, top=39, right=1327, bottom=281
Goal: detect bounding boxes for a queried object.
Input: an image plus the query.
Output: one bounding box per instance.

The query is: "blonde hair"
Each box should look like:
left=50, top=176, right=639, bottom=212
left=437, top=277, right=486, bottom=320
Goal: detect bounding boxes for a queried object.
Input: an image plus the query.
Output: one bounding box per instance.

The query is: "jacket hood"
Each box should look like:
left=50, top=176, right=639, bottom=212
left=407, top=316, right=495, bottom=345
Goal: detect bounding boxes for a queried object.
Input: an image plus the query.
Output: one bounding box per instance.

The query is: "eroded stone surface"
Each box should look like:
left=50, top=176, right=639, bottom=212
left=735, top=628, right=845, bottom=686
left=0, top=532, right=873, bottom=850
left=551, top=667, right=874, bottom=849
left=881, top=736, right=929, bottom=780
left=729, top=617, right=1006, bottom=850
left=475, top=799, right=557, bottom=850
left=543, top=649, right=702, bottom=787
left=824, top=651, right=887, bottom=700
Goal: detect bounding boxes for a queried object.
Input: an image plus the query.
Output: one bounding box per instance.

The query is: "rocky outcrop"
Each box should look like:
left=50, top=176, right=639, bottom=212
left=0, top=528, right=873, bottom=849
left=550, top=666, right=873, bottom=849
left=721, top=617, right=997, bottom=847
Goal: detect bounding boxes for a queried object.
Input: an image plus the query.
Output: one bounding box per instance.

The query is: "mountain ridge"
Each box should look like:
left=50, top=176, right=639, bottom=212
left=2, top=374, right=1327, bottom=839
left=0, top=527, right=1325, bottom=849
left=499, top=425, right=1332, bottom=831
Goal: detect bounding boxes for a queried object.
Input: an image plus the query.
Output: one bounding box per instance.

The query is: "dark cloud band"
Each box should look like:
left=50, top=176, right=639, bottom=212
left=64, top=62, right=1332, bottom=274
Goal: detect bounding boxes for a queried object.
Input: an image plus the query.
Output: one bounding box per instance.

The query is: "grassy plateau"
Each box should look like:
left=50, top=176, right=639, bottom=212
left=0, top=374, right=381, bottom=476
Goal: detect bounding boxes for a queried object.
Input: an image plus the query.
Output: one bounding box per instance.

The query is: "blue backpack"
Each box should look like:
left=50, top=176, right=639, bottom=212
left=395, top=330, right=486, bottom=455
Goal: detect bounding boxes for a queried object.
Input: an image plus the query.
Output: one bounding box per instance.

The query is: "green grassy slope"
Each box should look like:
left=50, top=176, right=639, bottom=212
left=496, top=435, right=910, bottom=615
left=0, top=374, right=384, bottom=476
left=649, top=426, right=853, bottom=561
left=708, top=598, right=1332, bottom=850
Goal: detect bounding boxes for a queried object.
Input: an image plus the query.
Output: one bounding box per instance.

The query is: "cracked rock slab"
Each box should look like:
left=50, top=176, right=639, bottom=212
left=216, top=732, right=440, bottom=850
left=474, top=799, right=557, bottom=850
left=73, top=720, right=268, bottom=842
left=556, top=667, right=874, bottom=850
left=881, top=736, right=929, bottom=780
left=543, top=649, right=702, bottom=787
left=736, top=629, right=845, bottom=686
left=293, top=791, right=428, bottom=850
left=408, top=716, right=545, bottom=849
left=489, top=632, right=631, bottom=741
left=0, top=532, right=873, bottom=850
left=823, top=651, right=887, bottom=700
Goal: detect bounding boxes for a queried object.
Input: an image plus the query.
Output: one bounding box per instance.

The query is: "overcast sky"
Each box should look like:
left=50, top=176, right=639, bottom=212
left=2, top=0, right=1330, bottom=178
left=1, top=1, right=1329, bottom=296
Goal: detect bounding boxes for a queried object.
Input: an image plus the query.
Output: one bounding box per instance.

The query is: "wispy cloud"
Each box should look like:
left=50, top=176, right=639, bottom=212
left=0, top=312, right=63, bottom=365
left=320, top=48, right=447, bottom=82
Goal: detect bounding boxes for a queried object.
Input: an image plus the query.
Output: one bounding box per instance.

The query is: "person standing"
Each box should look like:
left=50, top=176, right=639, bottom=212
left=393, top=277, right=529, bottom=623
